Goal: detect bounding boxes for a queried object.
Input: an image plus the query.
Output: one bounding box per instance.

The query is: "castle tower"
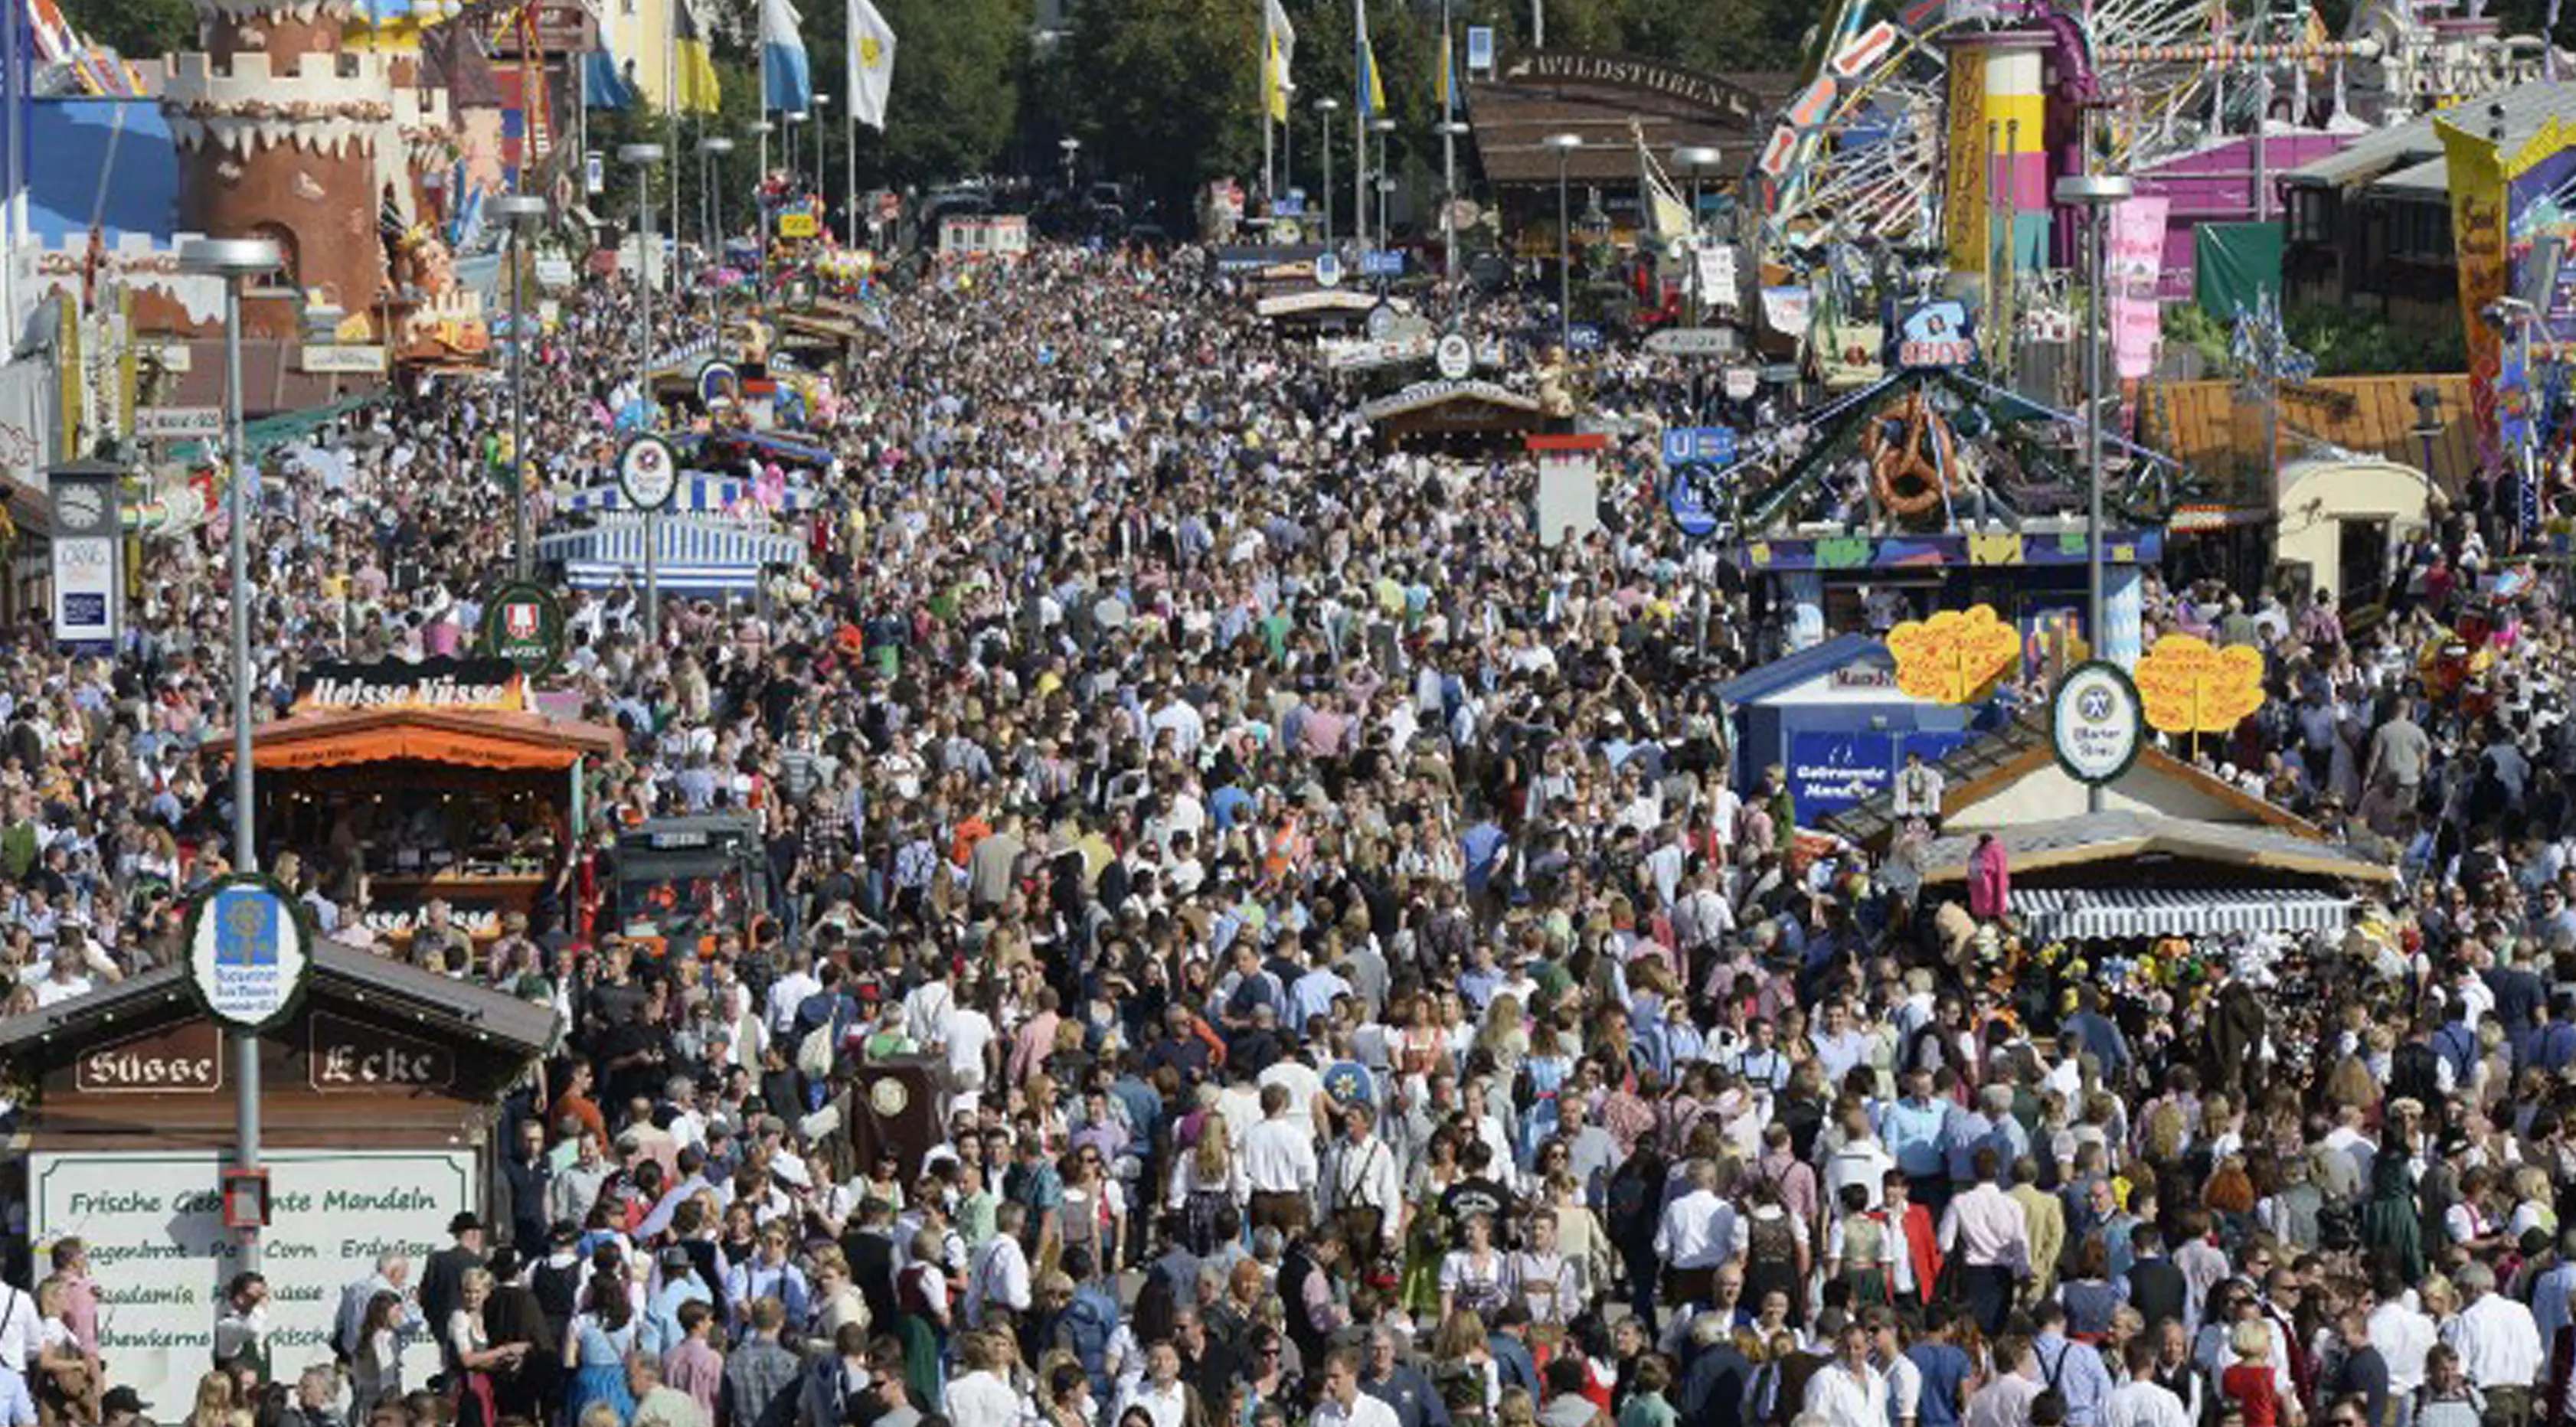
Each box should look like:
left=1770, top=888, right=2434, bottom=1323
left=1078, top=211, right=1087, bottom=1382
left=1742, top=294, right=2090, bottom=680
left=162, top=0, right=417, bottom=338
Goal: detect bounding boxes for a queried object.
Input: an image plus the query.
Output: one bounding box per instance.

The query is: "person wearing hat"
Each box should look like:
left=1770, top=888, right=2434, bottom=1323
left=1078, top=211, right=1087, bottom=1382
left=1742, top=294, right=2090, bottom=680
left=100, top=1385, right=152, bottom=1427
left=420, top=1212, right=489, bottom=1347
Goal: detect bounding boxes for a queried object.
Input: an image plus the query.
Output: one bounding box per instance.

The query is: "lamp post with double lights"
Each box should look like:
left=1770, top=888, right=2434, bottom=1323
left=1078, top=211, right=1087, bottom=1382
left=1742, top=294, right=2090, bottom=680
left=1370, top=116, right=1396, bottom=248
left=1544, top=132, right=1583, bottom=351
left=176, top=234, right=282, bottom=1274
left=492, top=194, right=548, bottom=579
left=1672, top=145, right=1721, bottom=323
left=621, top=142, right=667, bottom=644
left=1314, top=97, right=1340, bottom=246
left=1435, top=119, right=1469, bottom=284
left=749, top=120, right=774, bottom=312
left=812, top=93, right=831, bottom=220
left=2055, top=168, right=2131, bottom=813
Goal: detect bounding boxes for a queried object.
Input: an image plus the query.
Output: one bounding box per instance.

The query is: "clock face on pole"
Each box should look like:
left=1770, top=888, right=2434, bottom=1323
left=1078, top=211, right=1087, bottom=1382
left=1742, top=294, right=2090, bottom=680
left=55, top=483, right=106, bottom=534
left=618, top=434, right=679, bottom=511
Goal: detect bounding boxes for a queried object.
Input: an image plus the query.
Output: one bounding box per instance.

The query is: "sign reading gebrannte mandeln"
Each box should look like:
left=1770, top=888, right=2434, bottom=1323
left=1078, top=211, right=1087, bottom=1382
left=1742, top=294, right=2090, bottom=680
left=30, top=1150, right=474, bottom=1406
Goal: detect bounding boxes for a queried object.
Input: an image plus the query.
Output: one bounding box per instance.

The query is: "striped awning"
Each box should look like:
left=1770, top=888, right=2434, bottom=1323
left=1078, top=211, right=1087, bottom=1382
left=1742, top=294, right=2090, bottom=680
left=563, top=477, right=822, bottom=514
left=536, top=514, right=807, bottom=596
left=2010, top=887, right=2354, bottom=942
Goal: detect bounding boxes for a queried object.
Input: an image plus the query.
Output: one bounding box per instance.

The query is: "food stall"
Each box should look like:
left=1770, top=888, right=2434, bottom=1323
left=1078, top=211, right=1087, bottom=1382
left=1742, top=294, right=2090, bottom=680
left=236, top=658, right=622, bottom=942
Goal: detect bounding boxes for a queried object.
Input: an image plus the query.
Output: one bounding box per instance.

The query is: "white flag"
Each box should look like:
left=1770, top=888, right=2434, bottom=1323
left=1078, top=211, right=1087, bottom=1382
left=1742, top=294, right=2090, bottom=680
left=847, top=0, right=896, bottom=130
left=1263, top=0, right=1295, bottom=119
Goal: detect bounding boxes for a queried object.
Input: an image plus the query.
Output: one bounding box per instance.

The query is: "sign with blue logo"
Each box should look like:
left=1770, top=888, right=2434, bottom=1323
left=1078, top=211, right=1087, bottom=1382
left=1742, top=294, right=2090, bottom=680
left=1893, top=298, right=1976, bottom=370
left=1568, top=323, right=1603, bottom=351
left=186, top=874, right=314, bottom=1031
left=1273, top=193, right=1307, bottom=218
left=1313, top=250, right=1343, bottom=289
left=1787, top=730, right=1971, bottom=821
left=1660, top=426, right=1738, bottom=468
left=1466, top=25, right=1496, bottom=72
left=1666, top=469, right=1722, bottom=540
left=1360, top=249, right=1407, bottom=278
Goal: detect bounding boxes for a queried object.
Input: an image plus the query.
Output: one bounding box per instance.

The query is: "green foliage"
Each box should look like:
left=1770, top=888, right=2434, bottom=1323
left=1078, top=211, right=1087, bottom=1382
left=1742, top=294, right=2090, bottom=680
left=2283, top=302, right=2466, bottom=377
left=61, top=0, right=193, bottom=62
left=1061, top=0, right=1260, bottom=204
left=2162, top=302, right=2232, bottom=371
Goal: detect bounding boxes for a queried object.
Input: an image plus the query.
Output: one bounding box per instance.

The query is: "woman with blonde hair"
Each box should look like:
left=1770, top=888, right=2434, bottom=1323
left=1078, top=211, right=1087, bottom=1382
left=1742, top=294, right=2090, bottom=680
left=181, top=1372, right=244, bottom=1427
left=32, top=1275, right=96, bottom=1427
left=1428, top=1310, right=1500, bottom=1427
left=1166, top=1120, right=1244, bottom=1256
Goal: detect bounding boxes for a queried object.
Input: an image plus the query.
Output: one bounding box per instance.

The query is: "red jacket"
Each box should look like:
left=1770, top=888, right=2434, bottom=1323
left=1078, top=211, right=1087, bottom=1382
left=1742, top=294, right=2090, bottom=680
left=1875, top=1201, right=1944, bottom=1304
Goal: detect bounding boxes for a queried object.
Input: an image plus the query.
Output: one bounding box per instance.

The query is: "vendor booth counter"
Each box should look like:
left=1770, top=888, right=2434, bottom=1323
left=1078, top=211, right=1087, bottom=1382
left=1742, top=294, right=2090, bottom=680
left=219, top=658, right=620, bottom=948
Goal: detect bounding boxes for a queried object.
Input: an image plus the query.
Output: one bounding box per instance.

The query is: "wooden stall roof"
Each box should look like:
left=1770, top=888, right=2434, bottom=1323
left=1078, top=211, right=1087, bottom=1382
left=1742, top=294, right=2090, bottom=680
left=1914, top=809, right=2394, bottom=886
left=2146, top=372, right=2476, bottom=499
left=227, top=707, right=623, bottom=773
left=0, top=942, right=554, bottom=1150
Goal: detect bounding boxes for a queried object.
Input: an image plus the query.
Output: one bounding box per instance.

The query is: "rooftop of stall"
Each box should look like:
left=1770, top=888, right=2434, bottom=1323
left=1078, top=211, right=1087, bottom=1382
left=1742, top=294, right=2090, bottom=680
left=1712, top=633, right=1992, bottom=822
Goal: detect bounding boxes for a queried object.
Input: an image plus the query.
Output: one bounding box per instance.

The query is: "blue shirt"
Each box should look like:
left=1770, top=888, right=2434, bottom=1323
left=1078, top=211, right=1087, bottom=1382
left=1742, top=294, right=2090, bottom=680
left=1907, top=1343, right=1972, bottom=1427
left=1461, top=823, right=1507, bottom=892
left=2034, top=1332, right=2115, bottom=1427
left=1881, top=1098, right=1948, bottom=1179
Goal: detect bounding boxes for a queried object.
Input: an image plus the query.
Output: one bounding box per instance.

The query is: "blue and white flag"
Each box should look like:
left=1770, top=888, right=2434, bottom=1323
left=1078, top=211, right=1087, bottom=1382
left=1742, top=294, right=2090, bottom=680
left=760, top=0, right=812, bottom=112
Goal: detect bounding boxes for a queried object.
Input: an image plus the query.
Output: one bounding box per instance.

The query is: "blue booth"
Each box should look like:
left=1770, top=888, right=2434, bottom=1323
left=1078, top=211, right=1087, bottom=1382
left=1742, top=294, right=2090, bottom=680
left=1716, top=634, right=1992, bottom=824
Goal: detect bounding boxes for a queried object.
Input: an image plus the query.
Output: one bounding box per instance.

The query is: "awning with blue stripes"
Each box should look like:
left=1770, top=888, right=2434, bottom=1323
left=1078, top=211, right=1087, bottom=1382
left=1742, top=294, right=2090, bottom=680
left=2010, top=887, right=2353, bottom=942
left=563, top=478, right=822, bottom=514
left=678, top=429, right=835, bottom=469
left=536, top=514, right=808, bottom=595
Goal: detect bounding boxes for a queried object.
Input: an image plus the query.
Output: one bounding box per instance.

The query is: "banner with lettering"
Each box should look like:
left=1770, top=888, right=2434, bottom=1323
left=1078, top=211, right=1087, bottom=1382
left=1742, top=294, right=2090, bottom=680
left=1940, top=51, right=1989, bottom=274
left=2440, top=117, right=2509, bottom=476
left=2506, top=116, right=2576, bottom=355
left=289, top=657, right=528, bottom=715
left=2108, top=194, right=2169, bottom=380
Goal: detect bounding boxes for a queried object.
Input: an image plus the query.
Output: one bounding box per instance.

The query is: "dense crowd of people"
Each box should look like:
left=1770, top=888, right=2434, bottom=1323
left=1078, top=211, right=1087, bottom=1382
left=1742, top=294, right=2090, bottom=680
left=0, top=232, right=2571, bottom=1427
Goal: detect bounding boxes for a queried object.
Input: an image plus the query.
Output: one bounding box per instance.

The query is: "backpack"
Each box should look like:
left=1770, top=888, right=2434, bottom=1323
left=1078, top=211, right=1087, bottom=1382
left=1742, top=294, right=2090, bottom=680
left=1058, top=1288, right=1117, bottom=1399
left=798, top=1019, right=838, bottom=1080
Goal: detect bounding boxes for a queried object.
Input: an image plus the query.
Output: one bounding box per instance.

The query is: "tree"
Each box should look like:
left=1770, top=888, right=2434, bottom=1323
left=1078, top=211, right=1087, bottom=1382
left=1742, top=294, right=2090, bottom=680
left=858, top=0, right=1022, bottom=186
left=1062, top=0, right=1260, bottom=208
left=61, top=0, right=191, bottom=63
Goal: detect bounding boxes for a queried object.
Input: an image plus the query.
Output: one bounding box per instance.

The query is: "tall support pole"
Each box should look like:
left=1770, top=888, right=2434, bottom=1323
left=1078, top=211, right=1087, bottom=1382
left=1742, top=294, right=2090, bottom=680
left=2057, top=168, right=2133, bottom=812
left=181, top=236, right=280, bottom=1278
left=1317, top=99, right=1339, bottom=245
left=495, top=197, right=548, bottom=579
left=1545, top=133, right=1581, bottom=351
left=623, top=145, right=665, bottom=645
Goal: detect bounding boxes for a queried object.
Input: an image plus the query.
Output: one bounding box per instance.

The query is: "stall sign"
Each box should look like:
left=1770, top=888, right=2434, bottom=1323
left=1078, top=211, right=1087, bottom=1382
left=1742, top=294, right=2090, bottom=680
left=479, top=582, right=567, bottom=676
left=2052, top=659, right=2145, bottom=784
left=1360, top=250, right=1407, bottom=279
left=307, top=1011, right=456, bottom=1092
left=355, top=901, right=506, bottom=942
left=2133, top=632, right=2267, bottom=733
left=1723, top=367, right=1760, bottom=400
left=779, top=207, right=819, bottom=240
left=1893, top=299, right=1976, bottom=370
left=1466, top=25, right=1494, bottom=72
left=184, top=875, right=312, bottom=1034
left=1661, top=426, right=1738, bottom=467
left=29, top=1149, right=476, bottom=1406
left=291, top=658, right=527, bottom=714
left=1885, top=605, right=2019, bottom=704
left=76, top=1022, right=224, bottom=1095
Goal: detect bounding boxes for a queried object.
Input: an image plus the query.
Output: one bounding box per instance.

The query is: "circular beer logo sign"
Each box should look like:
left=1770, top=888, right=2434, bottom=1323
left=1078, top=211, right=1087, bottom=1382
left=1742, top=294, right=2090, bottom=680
left=618, top=433, right=679, bottom=511
left=184, top=874, right=315, bottom=1033
left=480, top=580, right=567, bottom=676
left=2051, top=660, right=2144, bottom=786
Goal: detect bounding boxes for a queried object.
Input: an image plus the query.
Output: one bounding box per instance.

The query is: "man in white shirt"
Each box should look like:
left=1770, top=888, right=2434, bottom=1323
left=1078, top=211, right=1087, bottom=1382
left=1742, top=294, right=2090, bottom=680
left=1241, top=1082, right=1320, bottom=1234
left=962, top=1203, right=1033, bottom=1327
left=1653, top=1158, right=1736, bottom=1306
left=1936, top=1148, right=2030, bottom=1334
left=1313, top=1345, right=1404, bottom=1427
left=2443, top=1261, right=2543, bottom=1416
left=941, top=1331, right=1024, bottom=1427
left=2103, top=1337, right=2193, bottom=1427
left=1804, top=1319, right=1891, bottom=1427
left=2371, top=1275, right=2439, bottom=1409
left=1116, top=1341, right=1197, bottom=1427
left=765, top=951, right=819, bottom=1040
left=1323, top=1102, right=1404, bottom=1259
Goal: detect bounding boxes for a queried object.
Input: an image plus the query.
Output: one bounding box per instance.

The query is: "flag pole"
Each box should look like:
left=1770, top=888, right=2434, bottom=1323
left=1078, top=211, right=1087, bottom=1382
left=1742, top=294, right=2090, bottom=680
left=666, top=0, right=681, bottom=289
left=1351, top=0, right=1365, bottom=247
left=1261, top=0, right=1274, bottom=201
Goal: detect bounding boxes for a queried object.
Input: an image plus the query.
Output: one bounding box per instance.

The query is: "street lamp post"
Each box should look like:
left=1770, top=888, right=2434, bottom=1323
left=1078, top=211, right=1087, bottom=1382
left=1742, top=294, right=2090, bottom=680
left=782, top=111, right=803, bottom=190
left=1673, top=145, right=1721, bottom=325
left=700, top=136, right=734, bottom=344
left=177, top=234, right=282, bottom=1275
left=1315, top=98, right=1341, bottom=246
left=622, top=142, right=667, bottom=645
left=1059, top=136, right=1080, bottom=194
left=1435, top=119, right=1470, bottom=284
left=1544, top=132, right=1583, bottom=351
left=749, top=121, right=774, bottom=313
left=492, top=195, right=548, bottom=580
left=812, top=93, right=831, bottom=220
left=1370, top=116, right=1397, bottom=249
left=2055, top=169, right=2132, bottom=813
